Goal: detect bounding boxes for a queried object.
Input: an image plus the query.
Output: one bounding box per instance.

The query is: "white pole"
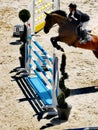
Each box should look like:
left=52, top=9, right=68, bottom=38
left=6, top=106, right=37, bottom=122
left=28, top=0, right=35, bottom=34
left=52, top=53, right=58, bottom=108
left=28, top=0, right=60, bottom=33
left=26, top=24, right=31, bottom=73
left=54, top=0, right=60, bottom=10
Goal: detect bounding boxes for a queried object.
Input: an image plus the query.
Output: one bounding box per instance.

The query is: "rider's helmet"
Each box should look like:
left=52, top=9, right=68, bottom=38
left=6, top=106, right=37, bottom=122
left=68, top=3, right=77, bottom=9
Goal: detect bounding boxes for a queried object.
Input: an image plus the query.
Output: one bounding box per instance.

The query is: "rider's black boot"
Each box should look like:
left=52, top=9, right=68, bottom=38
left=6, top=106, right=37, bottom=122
left=80, top=30, right=87, bottom=44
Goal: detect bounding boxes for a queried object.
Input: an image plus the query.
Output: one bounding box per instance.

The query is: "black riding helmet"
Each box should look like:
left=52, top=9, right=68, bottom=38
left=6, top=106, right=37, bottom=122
left=68, top=3, right=77, bottom=9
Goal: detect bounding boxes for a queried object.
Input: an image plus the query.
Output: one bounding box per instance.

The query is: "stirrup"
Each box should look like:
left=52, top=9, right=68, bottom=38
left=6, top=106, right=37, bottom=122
left=79, top=38, right=87, bottom=44
left=86, top=35, right=92, bottom=41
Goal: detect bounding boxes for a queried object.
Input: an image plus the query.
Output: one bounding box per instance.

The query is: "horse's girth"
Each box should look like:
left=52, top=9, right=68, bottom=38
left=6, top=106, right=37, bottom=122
left=70, top=38, right=80, bottom=47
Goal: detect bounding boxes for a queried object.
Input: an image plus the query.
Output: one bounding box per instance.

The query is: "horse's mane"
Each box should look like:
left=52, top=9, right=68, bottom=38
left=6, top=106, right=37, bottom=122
left=51, top=10, right=79, bottom=25
left=51, top=10, right=67, bottom=18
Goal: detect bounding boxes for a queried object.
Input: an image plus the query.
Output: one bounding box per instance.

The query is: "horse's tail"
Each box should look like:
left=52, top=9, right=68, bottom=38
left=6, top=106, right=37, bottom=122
left=92, top=51, right=98, bottom=59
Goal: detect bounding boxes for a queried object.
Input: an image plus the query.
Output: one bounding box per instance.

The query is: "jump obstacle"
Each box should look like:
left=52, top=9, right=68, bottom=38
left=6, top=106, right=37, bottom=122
left=22, top=26, right=59, bottom=114
left=14, top=0, right=60, bottom=114
left=28, top=0, right=60, bottom=33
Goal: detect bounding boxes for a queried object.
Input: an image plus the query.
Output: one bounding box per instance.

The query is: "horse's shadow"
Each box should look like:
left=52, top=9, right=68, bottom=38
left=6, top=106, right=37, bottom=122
left=40, top=85, right=98, bottom=129
left=70, top=86, right=98, bottom=96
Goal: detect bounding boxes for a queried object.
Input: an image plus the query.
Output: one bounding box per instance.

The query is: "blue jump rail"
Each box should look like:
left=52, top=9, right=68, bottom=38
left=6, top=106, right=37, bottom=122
left=25, top=76, right=52, bottom=106
left=30, top=36, right=53, bottom=63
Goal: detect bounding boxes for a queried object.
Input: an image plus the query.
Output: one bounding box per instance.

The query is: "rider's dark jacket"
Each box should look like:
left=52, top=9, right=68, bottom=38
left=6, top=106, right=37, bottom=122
left=68, top=10, right=90, bottom=24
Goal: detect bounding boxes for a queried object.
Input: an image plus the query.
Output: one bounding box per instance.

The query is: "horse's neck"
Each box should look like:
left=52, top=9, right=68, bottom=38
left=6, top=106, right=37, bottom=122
left=53, top=14, right=76, bottom=31
left=52, top=14, right=78, bottom=44
left=52, top=14, right=67, bottom=25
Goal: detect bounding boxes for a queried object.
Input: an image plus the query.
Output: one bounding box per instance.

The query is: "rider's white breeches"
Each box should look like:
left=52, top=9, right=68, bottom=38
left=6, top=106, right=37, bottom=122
left=81, top=21, right=89, bottom=30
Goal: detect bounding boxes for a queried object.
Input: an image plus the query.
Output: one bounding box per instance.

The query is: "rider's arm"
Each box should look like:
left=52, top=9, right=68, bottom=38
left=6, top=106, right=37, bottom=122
left=68, top=12, right=72, bottom=18
left=75, top=10, right=82, bottom=24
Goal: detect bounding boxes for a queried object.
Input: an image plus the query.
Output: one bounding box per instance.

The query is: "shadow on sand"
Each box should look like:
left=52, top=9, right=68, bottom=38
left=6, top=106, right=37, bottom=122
left=70, top=86, right=98, bottom=96
left=9, top=40, right=22, bottom=45
left=10, top=68, right=98, bottom=129
left=10, top=69, right=57, bottom=121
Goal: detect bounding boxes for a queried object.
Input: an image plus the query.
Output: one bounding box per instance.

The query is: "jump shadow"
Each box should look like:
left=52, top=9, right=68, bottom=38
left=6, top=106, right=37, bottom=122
left=10, top=40, right=22, bottom=45
left=40, top=117, right=67, bottom=129
left=11, top=74, right=47, bottom=121
left=11, top=66, right=59, bottom=121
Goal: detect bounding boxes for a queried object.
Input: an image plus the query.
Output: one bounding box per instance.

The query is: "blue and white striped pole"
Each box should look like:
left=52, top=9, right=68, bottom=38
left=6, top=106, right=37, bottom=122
left=30, top=36, right=53, bottom=63
left=29, top=53, right=53, bottom=84
left=29, top=44, right=53, bottom=73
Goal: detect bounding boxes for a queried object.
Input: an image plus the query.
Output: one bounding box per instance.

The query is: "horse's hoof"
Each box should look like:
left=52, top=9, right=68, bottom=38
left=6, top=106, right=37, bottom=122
left=61, top=48, right=64, bottom=52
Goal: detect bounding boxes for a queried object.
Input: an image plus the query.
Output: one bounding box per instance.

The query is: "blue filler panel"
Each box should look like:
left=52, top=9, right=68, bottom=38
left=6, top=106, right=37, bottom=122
left=26, top=76, right=52, bottom=105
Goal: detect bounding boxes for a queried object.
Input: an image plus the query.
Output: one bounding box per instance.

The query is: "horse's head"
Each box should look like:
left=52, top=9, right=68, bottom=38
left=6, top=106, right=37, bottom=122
left=44, top=10, right=67, bottom=34
left=44, top=12, right=54, bottom=34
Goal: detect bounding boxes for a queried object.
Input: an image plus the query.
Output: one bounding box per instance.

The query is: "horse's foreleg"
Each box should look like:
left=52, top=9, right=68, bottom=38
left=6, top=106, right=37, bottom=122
left=50, top=37, right=64, bottom=52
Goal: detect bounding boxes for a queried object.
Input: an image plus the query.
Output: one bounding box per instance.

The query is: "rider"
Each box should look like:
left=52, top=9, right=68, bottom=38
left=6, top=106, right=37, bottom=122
left=68, top=3, right=90, bottom=43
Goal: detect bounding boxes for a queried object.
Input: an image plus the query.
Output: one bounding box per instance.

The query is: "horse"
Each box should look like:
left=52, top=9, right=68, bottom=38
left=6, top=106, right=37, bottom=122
left=44, top=10, right=98, bottom=59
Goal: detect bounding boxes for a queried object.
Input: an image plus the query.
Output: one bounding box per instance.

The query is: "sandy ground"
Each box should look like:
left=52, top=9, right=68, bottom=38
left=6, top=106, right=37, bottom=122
left=0, top=0, right=98, bottom=130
